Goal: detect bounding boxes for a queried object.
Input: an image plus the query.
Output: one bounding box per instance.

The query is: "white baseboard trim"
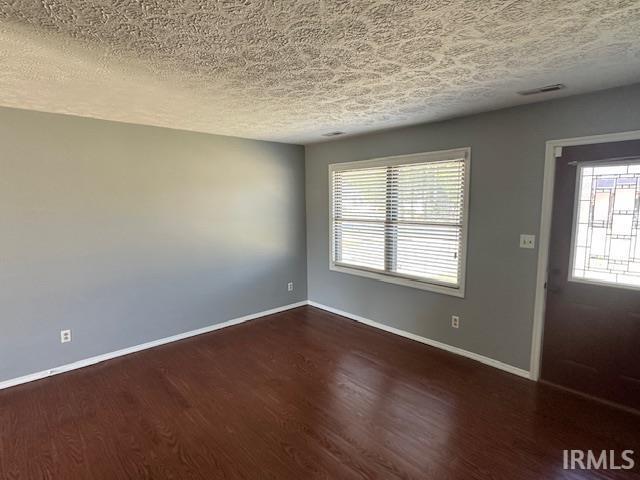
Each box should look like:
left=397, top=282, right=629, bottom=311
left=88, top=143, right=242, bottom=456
left=1, top=300, right=531, bottom=391
left=0, top=300, right=308, bottom=391
left=307, top=301, right=531, bottom=380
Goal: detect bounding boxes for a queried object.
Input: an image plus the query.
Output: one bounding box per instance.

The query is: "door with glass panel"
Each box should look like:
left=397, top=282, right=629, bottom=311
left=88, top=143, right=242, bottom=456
left=541, top=140, right=640, bottom=411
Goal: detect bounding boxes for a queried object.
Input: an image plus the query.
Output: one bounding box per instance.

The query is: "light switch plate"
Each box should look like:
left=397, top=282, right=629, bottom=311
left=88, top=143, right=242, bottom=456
left=519, top=234, right=536, bottom=249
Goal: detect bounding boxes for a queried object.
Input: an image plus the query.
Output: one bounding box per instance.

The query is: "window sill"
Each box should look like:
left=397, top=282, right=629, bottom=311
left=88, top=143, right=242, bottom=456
left=329, top=263, right=465, bottom=298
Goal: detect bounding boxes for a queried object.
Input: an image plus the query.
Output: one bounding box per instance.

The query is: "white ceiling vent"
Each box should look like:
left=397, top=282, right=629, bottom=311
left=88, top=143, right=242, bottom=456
left=322, top=131, right=345, bottom=137
left=517, top=84, right=566, bottom=96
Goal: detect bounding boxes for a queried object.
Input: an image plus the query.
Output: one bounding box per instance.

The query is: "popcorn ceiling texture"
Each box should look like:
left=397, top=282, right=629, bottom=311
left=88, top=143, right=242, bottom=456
left=0, top=0, right=639, bottom=144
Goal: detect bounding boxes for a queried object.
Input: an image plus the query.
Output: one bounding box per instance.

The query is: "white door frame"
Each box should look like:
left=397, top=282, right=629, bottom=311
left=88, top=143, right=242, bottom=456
left=530, top=129, right=640, bottom=381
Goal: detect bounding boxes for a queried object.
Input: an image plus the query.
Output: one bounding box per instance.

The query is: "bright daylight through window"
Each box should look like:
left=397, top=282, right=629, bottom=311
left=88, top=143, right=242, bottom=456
left=571, top=159, right=640, bottom=288
left=330, top=148, right=470, bottom=297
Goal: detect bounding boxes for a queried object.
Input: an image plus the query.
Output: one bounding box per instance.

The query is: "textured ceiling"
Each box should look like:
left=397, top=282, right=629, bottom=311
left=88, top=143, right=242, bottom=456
left=0, top=1, right=639, bottom=144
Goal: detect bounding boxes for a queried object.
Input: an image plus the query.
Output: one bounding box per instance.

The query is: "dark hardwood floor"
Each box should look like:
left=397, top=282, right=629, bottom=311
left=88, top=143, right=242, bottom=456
left=1, top=305, right=638, bottom=479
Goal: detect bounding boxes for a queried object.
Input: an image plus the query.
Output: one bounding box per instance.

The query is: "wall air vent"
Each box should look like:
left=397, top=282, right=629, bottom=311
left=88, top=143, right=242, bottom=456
left=517, top=84, right=566, bottom=96
left=322, top=131, right=345, bottom=137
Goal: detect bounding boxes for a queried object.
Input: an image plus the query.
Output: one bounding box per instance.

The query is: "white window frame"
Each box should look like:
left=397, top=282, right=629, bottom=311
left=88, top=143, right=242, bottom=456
left=568, top=157, right=640, bottom=291
left=328, top=147, right=471, bottom=298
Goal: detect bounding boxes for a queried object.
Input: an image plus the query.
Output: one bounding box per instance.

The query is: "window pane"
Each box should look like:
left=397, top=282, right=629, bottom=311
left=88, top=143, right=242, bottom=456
left=333, top=167, right=387, bottom=221
left=610, top=238, right=631, bottom=261
left=396, top=160, right=465, bottom=225
left=611, top=214, right=632, bottom=235
left=395, top=224, right=460, bottom=285
left=593, top=164, right=628, bottom=175
left=590, top=227, right=607, bottom=255
left=571, top=160, right=640, bottom=288
left=331, top=150, right=468, bottom=294
left=593, top=192, right=610, bottom=221
left=334, top=221, right=385, bottom=270
left=614, top=187, right=636, bottom=211
left=579, top=175, right=593, bottom=201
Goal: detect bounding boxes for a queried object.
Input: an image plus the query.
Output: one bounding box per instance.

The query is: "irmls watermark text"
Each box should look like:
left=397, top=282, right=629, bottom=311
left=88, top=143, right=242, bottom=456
left=563, top=450, right=635, bottom=470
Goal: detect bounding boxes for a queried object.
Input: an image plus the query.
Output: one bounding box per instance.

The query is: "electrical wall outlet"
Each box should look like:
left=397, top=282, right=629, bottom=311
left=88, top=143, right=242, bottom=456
left=451, top=315, right=460, bottom=329
left=287, top=282, right=294, bottom=292
left=519, top=234, right=536, bottom=249
left=60, top=329, right=72, bottom=343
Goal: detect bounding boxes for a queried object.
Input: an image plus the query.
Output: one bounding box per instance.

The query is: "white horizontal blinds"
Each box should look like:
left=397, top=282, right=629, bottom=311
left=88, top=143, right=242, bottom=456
left=333, top=166, right=387, bottom=270
left=332, top=154, right=466, bottom=288
left=394, top=159, right=465, bottom=286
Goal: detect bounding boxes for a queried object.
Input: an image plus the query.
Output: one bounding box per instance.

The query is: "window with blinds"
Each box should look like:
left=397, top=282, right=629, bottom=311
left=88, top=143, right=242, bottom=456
left=329, top=148, right=470, bottom=296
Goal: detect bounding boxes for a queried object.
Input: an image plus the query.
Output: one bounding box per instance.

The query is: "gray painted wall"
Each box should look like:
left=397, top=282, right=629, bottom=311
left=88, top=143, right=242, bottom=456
left=1, top=107, right=307, bottom=383
left=306, top=83, right=640, bottom=371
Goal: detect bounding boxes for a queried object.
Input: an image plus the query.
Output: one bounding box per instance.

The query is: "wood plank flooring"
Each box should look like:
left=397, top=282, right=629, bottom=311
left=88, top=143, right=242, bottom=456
left=1, top=305, right=639, bottom=479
